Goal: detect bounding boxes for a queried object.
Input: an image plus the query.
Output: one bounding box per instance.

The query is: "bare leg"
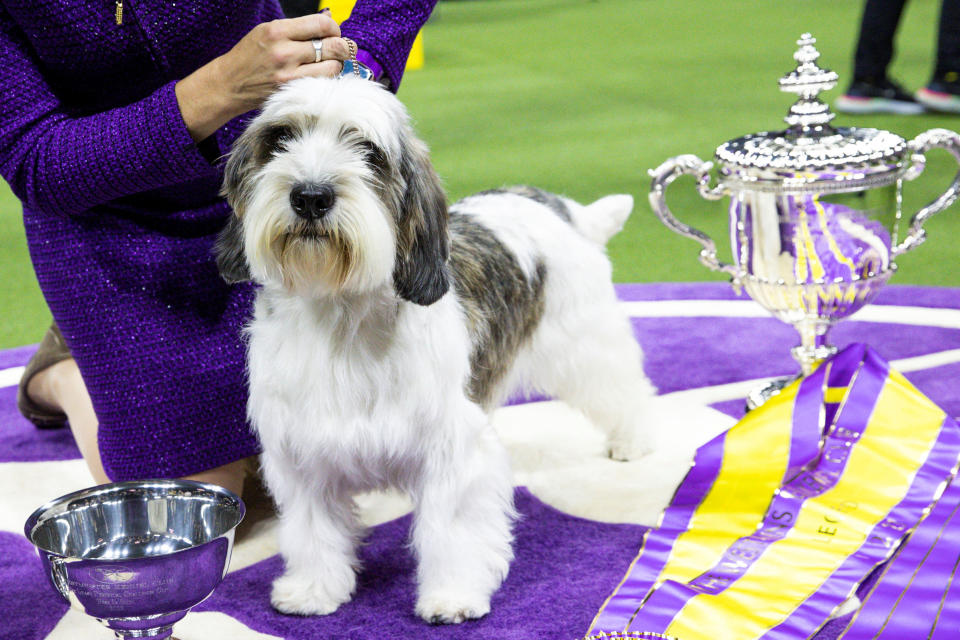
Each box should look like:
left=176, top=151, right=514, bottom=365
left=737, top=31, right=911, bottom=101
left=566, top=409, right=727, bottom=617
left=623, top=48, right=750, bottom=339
left=25, top=358, right=247, bottom=495
left=187, top=459, right=247, bottom=497
left=27, top=358, right=105, bottom=483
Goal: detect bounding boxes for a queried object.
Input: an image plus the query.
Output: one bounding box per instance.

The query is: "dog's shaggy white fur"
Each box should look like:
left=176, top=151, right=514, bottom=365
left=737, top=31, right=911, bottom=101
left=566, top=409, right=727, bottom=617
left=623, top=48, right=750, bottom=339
left=216, top=77, right=657, bottom=624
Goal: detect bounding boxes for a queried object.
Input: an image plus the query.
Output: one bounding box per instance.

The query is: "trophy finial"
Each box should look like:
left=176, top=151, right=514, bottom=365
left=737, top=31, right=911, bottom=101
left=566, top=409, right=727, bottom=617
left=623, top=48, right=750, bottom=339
left=779, top=33, right=839, bottom=131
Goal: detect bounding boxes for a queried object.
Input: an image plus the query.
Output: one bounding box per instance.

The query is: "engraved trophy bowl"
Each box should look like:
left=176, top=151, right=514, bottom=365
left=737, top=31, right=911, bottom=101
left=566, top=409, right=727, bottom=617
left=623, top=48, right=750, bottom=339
left=649, top=33, right=960, bottom=409
left=24, top=479, right=245, bottom=640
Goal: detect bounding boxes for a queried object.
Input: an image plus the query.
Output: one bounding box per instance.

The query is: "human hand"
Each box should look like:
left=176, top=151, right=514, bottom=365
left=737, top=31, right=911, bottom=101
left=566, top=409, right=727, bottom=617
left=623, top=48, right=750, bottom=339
left=176, top=13, right=355, bottom=141
left=213, top=12, right=356, bottom=113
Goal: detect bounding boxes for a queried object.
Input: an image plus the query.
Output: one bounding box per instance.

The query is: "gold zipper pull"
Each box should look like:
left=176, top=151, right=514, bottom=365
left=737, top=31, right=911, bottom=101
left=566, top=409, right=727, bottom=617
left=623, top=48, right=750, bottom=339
left=115, top=0, right=123, bottom=25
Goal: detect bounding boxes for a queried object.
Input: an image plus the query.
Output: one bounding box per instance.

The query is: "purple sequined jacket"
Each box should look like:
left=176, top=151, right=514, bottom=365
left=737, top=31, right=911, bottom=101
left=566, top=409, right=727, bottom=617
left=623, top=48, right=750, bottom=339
left=0, top=0, right=436, bottom=480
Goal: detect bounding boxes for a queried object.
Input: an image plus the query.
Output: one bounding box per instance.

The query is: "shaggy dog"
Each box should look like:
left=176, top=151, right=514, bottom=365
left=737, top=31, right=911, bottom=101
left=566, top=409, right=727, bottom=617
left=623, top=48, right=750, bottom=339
left=216, top=76, right=657, bottom=624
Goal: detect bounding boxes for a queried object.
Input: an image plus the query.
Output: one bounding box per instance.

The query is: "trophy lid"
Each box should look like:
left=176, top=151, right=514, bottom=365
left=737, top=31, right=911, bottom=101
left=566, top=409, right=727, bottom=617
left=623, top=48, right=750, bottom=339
left=715, top=34, right=908, bottom=192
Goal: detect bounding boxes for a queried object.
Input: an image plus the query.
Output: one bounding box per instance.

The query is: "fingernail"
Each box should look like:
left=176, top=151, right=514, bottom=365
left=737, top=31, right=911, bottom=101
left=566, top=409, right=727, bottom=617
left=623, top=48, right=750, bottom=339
left=319, top=7, right=331, bottom=13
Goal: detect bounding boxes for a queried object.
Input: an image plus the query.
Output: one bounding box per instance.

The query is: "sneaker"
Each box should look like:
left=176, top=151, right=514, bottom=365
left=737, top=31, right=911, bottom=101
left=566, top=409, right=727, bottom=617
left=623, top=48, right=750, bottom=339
left=916, top=74, right=960, bottom=113
left=835, top=78, right=925, bottom=115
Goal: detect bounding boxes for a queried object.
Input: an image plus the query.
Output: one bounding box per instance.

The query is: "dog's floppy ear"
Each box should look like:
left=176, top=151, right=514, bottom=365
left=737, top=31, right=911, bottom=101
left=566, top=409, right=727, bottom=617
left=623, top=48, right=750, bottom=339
left=221, top=126, right=258, bottom=214
left=392, top=135, right=450, bottom=306
left=216, top=130, right=257, bottom=284
left=214, top=214, right=251, bottom=284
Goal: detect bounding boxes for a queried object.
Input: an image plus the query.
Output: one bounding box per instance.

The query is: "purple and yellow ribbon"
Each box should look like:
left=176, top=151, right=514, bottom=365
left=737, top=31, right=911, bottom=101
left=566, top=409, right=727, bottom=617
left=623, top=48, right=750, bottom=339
left=842, top=468, right=960, bottom=638
left=586, top=344, right=960, bottom=640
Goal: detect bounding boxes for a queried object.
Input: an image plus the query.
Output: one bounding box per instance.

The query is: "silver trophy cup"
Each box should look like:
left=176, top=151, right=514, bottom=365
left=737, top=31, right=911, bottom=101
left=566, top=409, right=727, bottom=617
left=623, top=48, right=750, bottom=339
left=650, top=34, right=960, bottom=408
left=24, top=479, right=245, bottom=640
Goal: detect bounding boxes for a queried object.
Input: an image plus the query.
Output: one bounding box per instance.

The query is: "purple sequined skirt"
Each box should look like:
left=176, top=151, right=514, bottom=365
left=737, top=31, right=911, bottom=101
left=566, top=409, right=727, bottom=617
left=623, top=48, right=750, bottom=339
left=24, top=198, right=260, bottom=481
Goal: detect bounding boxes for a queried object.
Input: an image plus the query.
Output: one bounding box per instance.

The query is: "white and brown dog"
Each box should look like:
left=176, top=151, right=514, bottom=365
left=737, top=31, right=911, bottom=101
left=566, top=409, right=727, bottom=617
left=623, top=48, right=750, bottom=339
left=216, top=77, right=657, bottom=624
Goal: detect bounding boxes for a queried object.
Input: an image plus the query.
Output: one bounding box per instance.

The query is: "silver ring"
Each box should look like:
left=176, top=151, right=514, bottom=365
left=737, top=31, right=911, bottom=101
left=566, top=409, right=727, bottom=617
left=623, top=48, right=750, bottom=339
left=312, top=38, right=323, bottom=64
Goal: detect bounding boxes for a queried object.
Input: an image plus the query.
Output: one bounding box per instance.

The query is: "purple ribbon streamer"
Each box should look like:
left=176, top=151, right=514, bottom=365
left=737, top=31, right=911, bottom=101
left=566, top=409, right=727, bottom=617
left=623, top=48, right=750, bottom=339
left=589, top=344, right=960, bottom=640
left=930, top=536, right=960, bottom=640
left=767, top=362, right=960, bottom=637
left=628, top=348, right=881, bottom=635
left=592, top=344, right=842, bottom=633
left=590, top=436, right=727, bottom=631
left=841, top=472, right=960, bottom=639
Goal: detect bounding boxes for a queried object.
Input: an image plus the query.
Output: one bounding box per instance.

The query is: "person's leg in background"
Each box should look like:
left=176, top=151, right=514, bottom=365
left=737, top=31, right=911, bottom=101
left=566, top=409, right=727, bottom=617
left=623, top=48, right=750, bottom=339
left=853, top=0, right=909, bottom=83
left=916, top=0, right=960, bottom=111
left=836, top=0, right=925, bottom=114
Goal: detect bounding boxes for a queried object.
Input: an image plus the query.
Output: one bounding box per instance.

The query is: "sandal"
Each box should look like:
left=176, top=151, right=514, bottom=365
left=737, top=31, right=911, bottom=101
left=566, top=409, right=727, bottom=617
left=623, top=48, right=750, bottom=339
left=16, top=323, right=71, bottom=428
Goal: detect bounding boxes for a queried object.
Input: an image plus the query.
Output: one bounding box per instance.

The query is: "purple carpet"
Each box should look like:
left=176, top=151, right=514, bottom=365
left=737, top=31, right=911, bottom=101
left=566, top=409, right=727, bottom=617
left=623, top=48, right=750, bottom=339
left=4, top=283, right=960, bottom=639
left=195, top=488, right=643, bottom=640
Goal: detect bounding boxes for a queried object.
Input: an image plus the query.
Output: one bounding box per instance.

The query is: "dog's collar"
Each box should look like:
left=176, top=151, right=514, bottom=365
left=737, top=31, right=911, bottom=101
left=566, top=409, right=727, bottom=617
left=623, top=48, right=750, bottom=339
left=340, top=59, right=374, bottom=82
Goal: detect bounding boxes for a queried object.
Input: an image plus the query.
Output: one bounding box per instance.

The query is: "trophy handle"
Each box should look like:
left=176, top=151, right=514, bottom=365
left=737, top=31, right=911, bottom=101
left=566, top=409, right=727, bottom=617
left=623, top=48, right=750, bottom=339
left=648, top=154, right=739, bottom=280
left=893, top=128, right=960, bottom=257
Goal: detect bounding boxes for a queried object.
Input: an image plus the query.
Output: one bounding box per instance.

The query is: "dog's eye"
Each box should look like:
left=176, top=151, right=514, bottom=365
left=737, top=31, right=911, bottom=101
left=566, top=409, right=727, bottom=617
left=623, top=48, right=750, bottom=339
left=358, top=141, right=388, bottom=172
left=261, top=124, right=295, bottom=157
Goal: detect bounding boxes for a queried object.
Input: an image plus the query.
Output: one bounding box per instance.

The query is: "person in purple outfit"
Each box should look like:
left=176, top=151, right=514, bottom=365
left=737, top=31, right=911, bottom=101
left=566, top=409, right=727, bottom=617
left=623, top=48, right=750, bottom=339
left=1, top=0, right=437, bottom=498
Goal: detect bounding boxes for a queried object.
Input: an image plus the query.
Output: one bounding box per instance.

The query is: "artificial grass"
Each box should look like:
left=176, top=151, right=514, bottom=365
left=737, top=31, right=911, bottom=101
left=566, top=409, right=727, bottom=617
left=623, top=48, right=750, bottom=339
left=1, top=0, right=958, bottom=348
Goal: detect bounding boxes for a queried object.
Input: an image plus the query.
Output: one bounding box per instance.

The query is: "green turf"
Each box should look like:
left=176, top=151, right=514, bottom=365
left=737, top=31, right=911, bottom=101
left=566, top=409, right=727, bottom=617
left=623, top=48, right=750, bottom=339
left=1, top=0, right=958, bottom=348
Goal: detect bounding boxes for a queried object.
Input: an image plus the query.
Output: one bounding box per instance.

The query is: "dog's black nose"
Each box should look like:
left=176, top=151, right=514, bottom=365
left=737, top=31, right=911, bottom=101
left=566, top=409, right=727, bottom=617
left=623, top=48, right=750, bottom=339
left=290, top=184, right=336, bottom=220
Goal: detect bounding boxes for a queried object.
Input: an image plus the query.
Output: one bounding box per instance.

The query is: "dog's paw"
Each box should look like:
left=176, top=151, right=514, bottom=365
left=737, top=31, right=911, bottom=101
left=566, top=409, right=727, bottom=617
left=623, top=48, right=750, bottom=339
left=271, top=573, right=353, bottom=616
left=416, top=591, right=491, bottom=624
left=607, top=438, right=654, bottom=462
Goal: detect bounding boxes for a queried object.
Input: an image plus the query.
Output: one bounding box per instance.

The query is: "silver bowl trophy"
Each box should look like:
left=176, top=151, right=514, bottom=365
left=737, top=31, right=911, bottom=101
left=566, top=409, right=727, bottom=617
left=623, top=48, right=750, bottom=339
left=24, top=479, right=245, bottom=639
left=650, top=33, right=960, bottom=409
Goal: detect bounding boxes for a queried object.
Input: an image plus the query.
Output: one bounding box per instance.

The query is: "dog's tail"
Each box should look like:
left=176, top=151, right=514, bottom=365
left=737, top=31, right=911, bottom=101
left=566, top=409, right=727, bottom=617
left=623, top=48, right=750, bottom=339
left=569, top=194, right=634, bottom=245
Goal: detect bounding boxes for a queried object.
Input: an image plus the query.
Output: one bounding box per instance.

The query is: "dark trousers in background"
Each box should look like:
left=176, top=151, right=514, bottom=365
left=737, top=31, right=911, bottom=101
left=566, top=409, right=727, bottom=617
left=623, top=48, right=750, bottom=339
left=279, top=0, right=320, bottom=18
left=854, top=0, right=960, bottom=82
